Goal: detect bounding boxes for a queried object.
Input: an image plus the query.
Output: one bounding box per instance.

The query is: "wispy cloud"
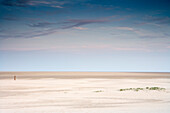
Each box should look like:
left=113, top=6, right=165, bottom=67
left=1, top=0, right=65, bottom=8
left=62, top=19, right=110, bottom=29
left=2, top=16, right=42, bottom=22
left=111, top=47, right=150, bottom=52
left=1, top=0, right=31, bottom=7
left=113, top=27, right=134, bottom=31
left=0, top=18, right=112, bottom=39
left=51, top=5, right=63, bottom=8
left=80, top=45, right=151, bottom=52
left=28, top=22, right=55, bottom=28
left=0, top=47, right=48, bottom=51
left=27, top=0, right=66, bottom=8
left=112, top=26, right=169, bottom=39
left=28, top=18, right=111, bottom=29
left=0, top=45, right=151, bottom=52
left=145, top=16, right=170, bottom=25
left=113, top=26, right=140, bottom=34
left=2, top=17, right=19, bottom=21
left=0, top=28, right=58, bottom=39
left=73, top=27, right=88, bottom=30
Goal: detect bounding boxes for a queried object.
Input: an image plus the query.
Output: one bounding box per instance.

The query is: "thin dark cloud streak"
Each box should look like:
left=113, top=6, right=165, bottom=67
left=2, top=17, right=19, bottom=21
left=27, top=19, right=111, bottom=28
left=145, top=16, right=170, bottom=25
left=1, top=16, right=43, bottom=23
left=1, top=0, right=67, bottom=8
left=28, top=22, right=55, bottom=27
left=0, top=28, right=58, bottom=39
left=61, top=19, right=111, bottom=29
left=1, top=0, right=31, bottom=7
left=0, top=17, right=118, bottom=39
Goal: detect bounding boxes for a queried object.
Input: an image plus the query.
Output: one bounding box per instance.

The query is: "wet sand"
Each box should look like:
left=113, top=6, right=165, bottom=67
left=0, top=72, right=170, bottom=113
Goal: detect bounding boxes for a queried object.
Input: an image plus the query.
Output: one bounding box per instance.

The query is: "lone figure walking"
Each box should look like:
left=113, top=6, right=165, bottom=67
left=14, top=76, right=16, bottom=80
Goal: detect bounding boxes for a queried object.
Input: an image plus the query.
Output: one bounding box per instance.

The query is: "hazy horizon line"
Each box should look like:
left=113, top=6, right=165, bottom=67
left=0, top=71, right=170, bottom=73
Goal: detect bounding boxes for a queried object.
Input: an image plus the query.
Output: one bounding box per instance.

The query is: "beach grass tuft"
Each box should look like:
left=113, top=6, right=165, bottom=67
left=119, top=87, right=166, bottom=92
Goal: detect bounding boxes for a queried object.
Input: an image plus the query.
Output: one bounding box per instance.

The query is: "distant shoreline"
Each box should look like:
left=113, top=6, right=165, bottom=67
left=0, top=71, right=170, bottom=73
left=0, top=72, right=170, bottom=79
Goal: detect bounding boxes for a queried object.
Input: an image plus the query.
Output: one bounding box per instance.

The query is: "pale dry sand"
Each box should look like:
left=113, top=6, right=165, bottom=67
left=0, top=72, right=170, bottom=113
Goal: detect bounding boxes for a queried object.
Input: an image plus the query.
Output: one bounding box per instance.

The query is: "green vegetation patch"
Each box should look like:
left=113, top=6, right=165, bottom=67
left=94, top=90, right=103, bottom=93
left=119, top=87, right=166, bottom=92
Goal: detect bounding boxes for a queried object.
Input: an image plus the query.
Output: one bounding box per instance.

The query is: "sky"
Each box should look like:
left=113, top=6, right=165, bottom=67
left=0, top=0, right=170, bottom=72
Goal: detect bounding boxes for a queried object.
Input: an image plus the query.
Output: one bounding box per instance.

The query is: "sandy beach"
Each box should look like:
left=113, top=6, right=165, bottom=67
left=0, top=72, right=170, bottom=113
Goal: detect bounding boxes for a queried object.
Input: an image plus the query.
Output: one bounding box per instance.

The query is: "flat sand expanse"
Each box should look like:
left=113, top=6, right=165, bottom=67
left=0, top=72, right=170, bottom=113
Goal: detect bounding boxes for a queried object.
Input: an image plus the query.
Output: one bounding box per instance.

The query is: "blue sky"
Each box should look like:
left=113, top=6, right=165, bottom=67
left=0, top=0, right=170, bottom=72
